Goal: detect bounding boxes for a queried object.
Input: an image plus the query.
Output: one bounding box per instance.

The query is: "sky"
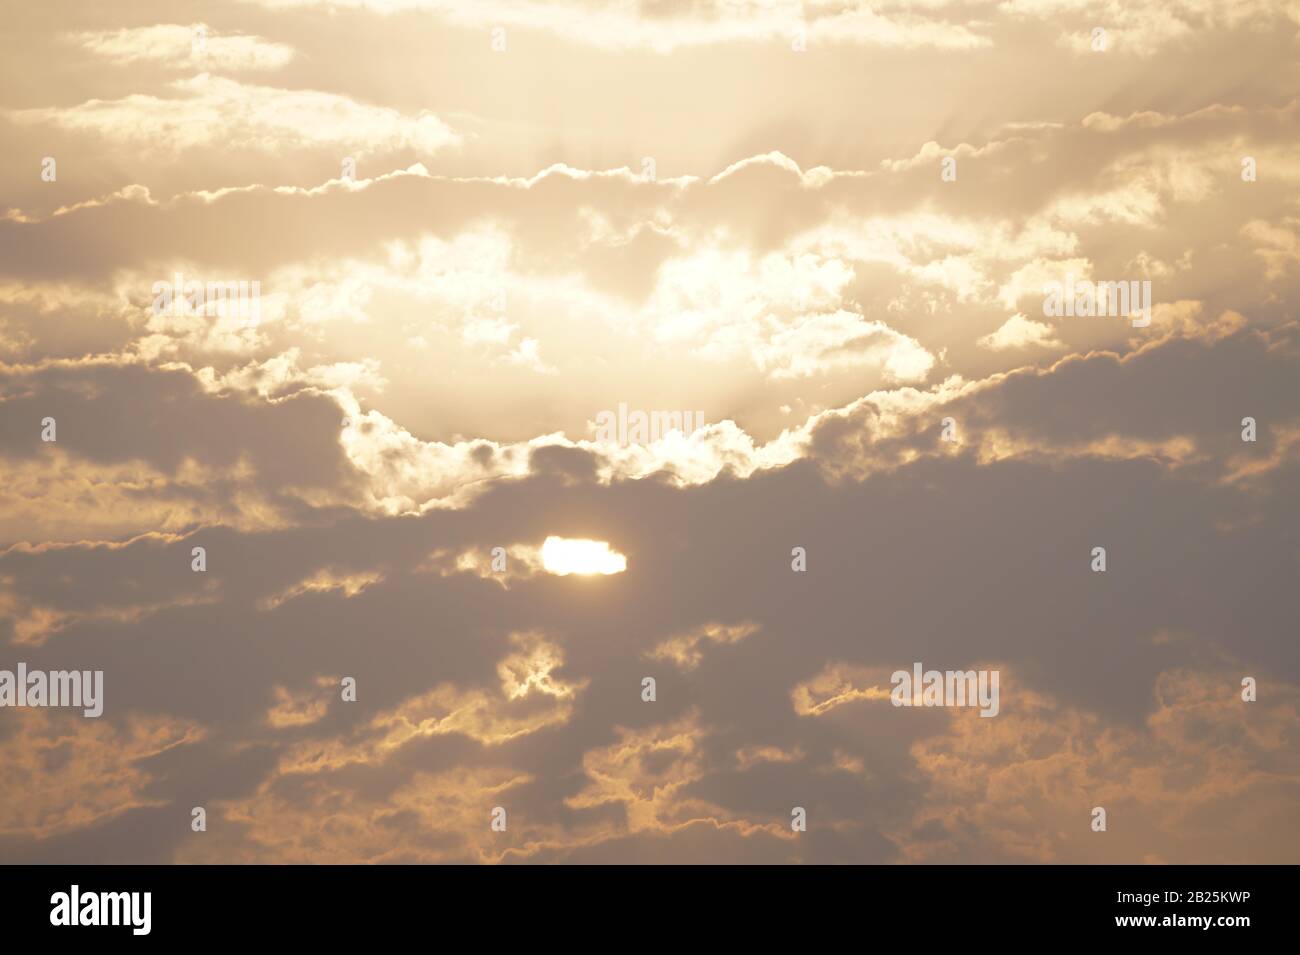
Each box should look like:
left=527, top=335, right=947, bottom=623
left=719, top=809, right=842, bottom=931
left=0, top=0, right=1298, bottom=864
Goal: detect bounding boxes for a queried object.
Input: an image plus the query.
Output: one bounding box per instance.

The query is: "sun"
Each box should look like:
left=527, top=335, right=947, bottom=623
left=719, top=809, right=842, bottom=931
left=540, top=536, right=627, bottom=576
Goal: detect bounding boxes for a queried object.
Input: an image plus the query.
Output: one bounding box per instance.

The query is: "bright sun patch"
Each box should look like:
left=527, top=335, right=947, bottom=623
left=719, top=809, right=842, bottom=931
left=540, top=536, right=627, bottom=576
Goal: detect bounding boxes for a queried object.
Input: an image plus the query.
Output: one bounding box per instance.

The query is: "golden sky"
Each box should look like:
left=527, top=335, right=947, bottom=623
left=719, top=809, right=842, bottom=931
left=1, top=0, right=1299, bottom=863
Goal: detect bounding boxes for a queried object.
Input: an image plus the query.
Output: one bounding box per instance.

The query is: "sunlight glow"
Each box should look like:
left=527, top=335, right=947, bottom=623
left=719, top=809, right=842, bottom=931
left=541, top=536, right=627, bottom=576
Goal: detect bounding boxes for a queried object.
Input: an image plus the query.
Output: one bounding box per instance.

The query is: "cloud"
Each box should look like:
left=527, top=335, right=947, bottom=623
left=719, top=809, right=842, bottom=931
left=72, top=24, right=295, bottom=72
left=3, top=2, right=1299, bottom=864
left=977, top=313, right=1064, bottom=351
left=237, top=0, right=991, bottom=53
left=0, top=710, right=203, bottom=841
left=1242, top=217, right=1300, bottom=279
left=900, top=669, right=1300, bottom=863
left=648, top=621, right=759, bottom=670
left=9, top=74, right=459, bottom=157
left=4, top=317, right=1297, bottom=862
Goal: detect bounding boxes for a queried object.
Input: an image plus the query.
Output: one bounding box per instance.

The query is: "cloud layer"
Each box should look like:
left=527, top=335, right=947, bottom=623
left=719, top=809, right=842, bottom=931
left=1, top=0, right=1297, bottom=864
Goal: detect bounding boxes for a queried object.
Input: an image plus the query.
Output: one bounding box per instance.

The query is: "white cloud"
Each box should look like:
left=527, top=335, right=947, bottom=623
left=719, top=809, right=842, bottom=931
left=237, top=0, right=990, bottom=53
left=754, top=311, right=935, bottom=382
left=977, top=313, right=1064, bottom=351
left=10, top=74, right=459, bottom=156
left=73, top=24, right=295, bottom=72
